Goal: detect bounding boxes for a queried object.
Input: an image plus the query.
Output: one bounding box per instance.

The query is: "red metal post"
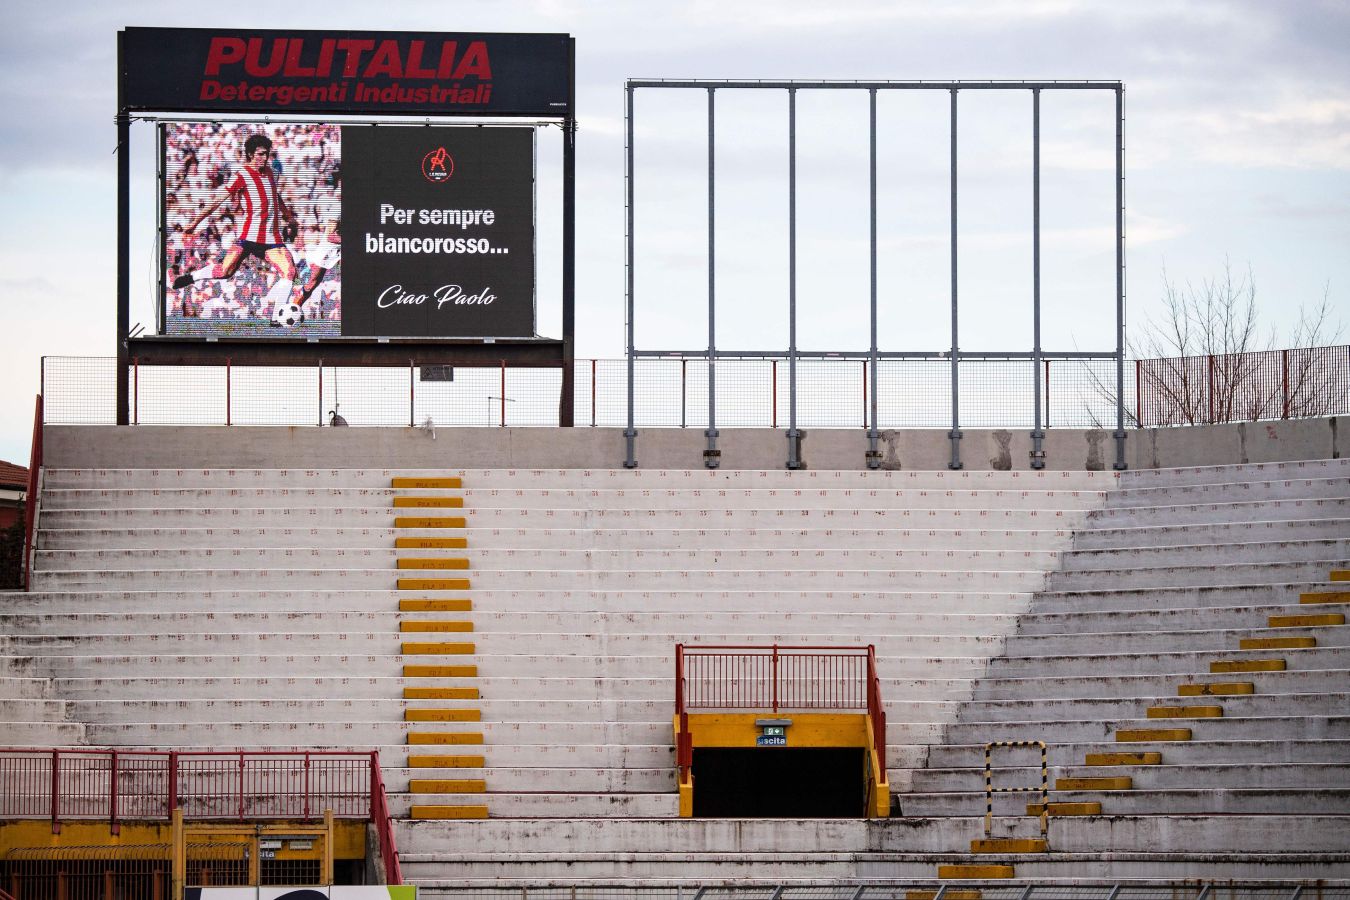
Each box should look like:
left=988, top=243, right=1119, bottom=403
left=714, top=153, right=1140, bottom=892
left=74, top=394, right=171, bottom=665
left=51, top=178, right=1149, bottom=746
left=861, top=361, right=867, bottom=428
left=1282, top=348, right=1290, bottom=419
left=303, top=752, right=312, bottom=822
left=771, top=360, right=778, bottom=429
left=1134, top=358, right=1142, bottom=427
left=109, top=751, right=119, bottom=835
left=1207, top=354, right=1215, bottom=424
left=771, top=644, right=780, bottom=712
left=23, top=394, right=42, bottom=593
left=50, top=750, right=60, bottom=834
left=237, top=752, right=245, bottom=821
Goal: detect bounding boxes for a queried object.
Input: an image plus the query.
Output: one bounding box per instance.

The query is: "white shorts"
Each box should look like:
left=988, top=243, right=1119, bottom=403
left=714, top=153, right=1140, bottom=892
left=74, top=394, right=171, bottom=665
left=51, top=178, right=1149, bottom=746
left=308, top=241, right=341, bottom=271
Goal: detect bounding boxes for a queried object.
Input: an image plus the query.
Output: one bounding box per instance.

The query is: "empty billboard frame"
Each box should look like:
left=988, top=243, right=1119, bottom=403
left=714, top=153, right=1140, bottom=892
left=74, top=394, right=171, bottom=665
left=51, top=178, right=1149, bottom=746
left=623, top=79, right=1127, bottom=470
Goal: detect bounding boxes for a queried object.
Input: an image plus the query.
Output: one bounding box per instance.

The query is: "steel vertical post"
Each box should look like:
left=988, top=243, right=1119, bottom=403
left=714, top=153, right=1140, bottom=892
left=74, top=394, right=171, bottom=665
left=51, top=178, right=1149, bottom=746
left=705, top=87, right=720, bottom=468
left=1030, top=88, right=1046, bottom=468
left=786, top=88, right=802, bottom=468
left=1113, top=85, right=1129, bottom=469
left=866, top=89, right=881, bottom=469
left=560, top=37, right=577, bottom=427
left=624, top=82, right=638, bottom=467
left=948, top=88, right=963, bottom=469
left=115, top=31, right=130, bottom=426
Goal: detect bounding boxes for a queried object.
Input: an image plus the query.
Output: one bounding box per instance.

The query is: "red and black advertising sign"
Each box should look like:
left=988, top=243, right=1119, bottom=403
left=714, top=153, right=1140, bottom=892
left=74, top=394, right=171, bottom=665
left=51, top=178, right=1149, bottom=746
left=123, top=27, right=570, bottom=117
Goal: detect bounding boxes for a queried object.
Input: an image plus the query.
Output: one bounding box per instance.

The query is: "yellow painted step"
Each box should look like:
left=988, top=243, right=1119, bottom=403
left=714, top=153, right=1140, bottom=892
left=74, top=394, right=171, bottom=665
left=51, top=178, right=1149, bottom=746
left=1301, top=591, right=1350, bottom=604
left=1147, top=705, right=1223, bottom=719
left=970, top=838, right=1047, bottom=853
left=404, top=664, right=477, bottom=678
left=907, top=891, right=982, bottom=900
left=406, top=709, right=481, bottom=723
left=1240, top=636, right=1316, bottom=650
left=398, top=578, right=471, bottom=591
left=400, top=599, right=472, bottom=612
left=410, top=805, right=488, bottom=819
left=409, top=779, right=486, bottom=793
left=394, top=516, right=466, bottom=529
left=402, top=642, right=475, bottom=655
left=1116, top=728, right=1192, bottom=742
left=400, top=621, right=473, bottom=633
left=1331, top=570, right=1349, bottom=581
left=398, top=557, right=470, bottom=570
left=1211, top=659, right=1285, bottom=673
left=1055, top=776, right=1131, bottom=791
left=408, top=755, right=485, bottom=768
left=1178, top=683, right=1253, bottom=696
left=394, top=497, right=465, bottom=509
left=392, top=477, right=463, bottom=489
left=1085, top=752, right=1161, bottom=766
left=396, top=537, right=468, bottom=549
left=408, top=732, right=484, bottom=745
left=1269, top=613, right=1344, bottom=628
left=404, top=688, right=480, bottom=700
left=1027, top=801, right=1101, bottom=816
left=937, top=864, right=1014, bottom=880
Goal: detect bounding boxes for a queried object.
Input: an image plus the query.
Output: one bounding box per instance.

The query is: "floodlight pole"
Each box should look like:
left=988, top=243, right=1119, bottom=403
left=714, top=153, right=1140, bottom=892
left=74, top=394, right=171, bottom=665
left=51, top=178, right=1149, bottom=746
left=559, top=37, right=577, bottom=427
left=624, top=81, right=638, bottom=467
left=704, top=87, right=720, bottom=469
left=1030, top=88, right=1046, bottom=468
left=866, top=88, right=881, bottom=470
left=948, top=88, right=962, bottom=470
left=1113, top=85, right=1129, bottom=470
left=115, top=30, right=131, bottom=426
left=786, top=88, right=802, bottom=469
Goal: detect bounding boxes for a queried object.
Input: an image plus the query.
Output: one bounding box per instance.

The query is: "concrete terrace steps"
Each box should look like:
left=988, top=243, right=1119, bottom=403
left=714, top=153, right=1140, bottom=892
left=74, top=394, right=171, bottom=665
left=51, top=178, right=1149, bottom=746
left=32, top=546, right=1066, bottom=572
left=970, top=667, right=1350, bottom=700
left=985, top=645, right=1345, bottom=677
left=1115, top=457, right=1350, bottom=488
left=38, top=486, right=1110, bottom=511
left=910, top=761, right=1350, bottom=791
left=1058, top=537, right=1350, bottom=569
left=29, top=566, right=1052, bottom=592
left=1045, top=558, right=1347, bottom=590
left=1103, top=476, right=1350, bottom=508
left=1071, top=516, right=1350, bottom=550
left=924, top=737, right=1350, bottom=768
left=1014, top=602, right=1347, bottom=634
left=1002, top=624, right=1350, bottom=654
left=1022, top=581, right=1339, bottom=612
left=0, top=610, right=1022, bottom=638
left=35, top=506, right=1092, bottom=532
left=902, top=787, right=1350, bottom=817
left=37, top=525, right=1080, bottom=552
left=952, top=691, right=1345, bottom=722
left=0, top=588, right=1044, bottom=616
left=1080, top=497, right=1350, bottom=527
left=41, top=467, right=1120, bottom=491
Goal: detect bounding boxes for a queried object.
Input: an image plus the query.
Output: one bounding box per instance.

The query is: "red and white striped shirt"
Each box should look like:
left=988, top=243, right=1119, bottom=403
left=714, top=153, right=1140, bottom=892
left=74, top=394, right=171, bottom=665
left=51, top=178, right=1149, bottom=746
left=226, top=166, right=285, bottom=244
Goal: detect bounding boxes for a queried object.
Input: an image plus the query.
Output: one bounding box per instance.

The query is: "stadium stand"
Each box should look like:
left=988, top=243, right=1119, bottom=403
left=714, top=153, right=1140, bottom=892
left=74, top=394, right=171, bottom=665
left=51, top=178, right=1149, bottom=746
left=1, top=455, right=1346, bottom=887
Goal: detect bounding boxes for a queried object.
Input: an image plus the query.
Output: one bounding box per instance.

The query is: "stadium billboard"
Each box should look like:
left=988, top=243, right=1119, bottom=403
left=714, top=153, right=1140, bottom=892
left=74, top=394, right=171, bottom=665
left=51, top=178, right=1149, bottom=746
left=123, top=27, right=570, bottom=117
left=163, top=124, right=535, bottom=338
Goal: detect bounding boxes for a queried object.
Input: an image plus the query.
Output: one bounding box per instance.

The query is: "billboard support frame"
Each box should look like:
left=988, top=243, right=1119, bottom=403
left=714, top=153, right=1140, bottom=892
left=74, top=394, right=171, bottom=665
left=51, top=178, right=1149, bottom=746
left=623, top=78, right=1127, bottom=470
left=115, top=28, right=576, bottom=426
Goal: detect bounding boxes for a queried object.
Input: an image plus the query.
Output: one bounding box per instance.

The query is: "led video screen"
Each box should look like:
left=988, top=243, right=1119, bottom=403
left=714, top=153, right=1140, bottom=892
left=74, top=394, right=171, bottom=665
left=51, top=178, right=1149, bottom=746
left=162, top=123, right=534, bottom=338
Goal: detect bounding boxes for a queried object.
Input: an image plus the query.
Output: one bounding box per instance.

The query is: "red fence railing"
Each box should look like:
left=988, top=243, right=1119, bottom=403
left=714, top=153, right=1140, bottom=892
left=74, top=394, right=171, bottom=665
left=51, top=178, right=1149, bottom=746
left=674, top=644, right=883, bottom=782
left=0, top=750, right=394, bottom=836
left=1137, top=345, right=1350, bottom=427
left=22, top=394, right=41, bottom=591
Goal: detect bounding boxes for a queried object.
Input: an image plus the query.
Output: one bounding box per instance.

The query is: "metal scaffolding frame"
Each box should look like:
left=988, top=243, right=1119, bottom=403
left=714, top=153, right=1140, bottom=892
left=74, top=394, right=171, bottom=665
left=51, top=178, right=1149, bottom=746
left=624, top=79, right=1127, bottom=470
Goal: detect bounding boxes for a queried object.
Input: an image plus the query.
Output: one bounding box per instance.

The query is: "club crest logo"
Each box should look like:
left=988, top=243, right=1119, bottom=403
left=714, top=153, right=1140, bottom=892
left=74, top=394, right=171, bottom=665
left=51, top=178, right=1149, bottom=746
left=422, top=147, right=454, bottom=183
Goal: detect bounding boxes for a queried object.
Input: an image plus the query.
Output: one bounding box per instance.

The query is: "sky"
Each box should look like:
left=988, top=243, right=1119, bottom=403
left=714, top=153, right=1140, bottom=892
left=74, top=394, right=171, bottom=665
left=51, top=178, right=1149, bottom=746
left=1, top=0, right=1348, bottom=463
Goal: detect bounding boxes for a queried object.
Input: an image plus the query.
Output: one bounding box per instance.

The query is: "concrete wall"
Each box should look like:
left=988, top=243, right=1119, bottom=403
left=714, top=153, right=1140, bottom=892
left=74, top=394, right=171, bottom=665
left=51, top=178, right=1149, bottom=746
left=43, top=417, right=1343, bottom=470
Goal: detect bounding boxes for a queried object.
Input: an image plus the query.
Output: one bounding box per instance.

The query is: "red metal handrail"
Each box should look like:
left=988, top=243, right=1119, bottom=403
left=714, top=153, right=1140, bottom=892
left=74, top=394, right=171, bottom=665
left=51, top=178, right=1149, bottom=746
left=22, top=394, right=41, bottom=591
left=369, top=751, right=403, bottom=885
left=676, top=644, right=873, bottom=712
left=866, top=644, right=886, bottom=774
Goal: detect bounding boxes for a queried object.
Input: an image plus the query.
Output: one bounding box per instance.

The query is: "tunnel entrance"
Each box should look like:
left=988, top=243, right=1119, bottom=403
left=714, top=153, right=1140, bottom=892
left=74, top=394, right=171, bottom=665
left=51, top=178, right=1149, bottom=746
left=691, top=747, right=865, bottom=817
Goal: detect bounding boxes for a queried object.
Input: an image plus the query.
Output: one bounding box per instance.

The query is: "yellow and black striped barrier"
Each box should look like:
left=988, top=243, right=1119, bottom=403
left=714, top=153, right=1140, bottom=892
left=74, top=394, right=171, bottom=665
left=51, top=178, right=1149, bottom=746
left=983, top=739, right=1049, bottom=841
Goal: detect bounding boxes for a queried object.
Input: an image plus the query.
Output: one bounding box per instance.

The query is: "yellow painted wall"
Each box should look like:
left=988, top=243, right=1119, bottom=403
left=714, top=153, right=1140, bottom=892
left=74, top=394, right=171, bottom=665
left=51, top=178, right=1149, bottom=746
left=678, top=712, right=869, bottom=748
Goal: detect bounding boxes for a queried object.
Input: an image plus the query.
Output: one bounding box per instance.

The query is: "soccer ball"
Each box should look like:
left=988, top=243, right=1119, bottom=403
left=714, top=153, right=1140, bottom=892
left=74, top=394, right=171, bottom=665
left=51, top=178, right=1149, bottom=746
left=271, top=303, right=305, bottom=328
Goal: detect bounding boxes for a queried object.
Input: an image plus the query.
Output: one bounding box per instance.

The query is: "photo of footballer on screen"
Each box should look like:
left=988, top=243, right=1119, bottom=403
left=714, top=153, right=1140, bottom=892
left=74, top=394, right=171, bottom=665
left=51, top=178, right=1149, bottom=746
left=164, top=123, right=341, bottom=336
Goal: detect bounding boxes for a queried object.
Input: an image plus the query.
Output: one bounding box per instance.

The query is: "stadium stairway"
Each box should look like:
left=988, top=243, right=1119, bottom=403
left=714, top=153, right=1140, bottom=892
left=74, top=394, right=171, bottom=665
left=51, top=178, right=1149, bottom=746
left=2, top=460, right=1347, bottom=884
